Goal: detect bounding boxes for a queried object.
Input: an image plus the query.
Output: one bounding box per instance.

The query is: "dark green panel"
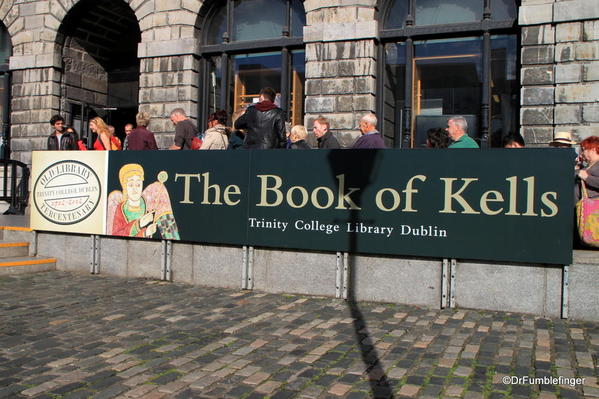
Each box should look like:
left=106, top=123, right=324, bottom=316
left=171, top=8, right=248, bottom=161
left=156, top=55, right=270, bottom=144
left=107, top=151, right=250, bottom=245
left=246, top=149, right=574, bottom=265
left=106, top=149, right=574, bottom=265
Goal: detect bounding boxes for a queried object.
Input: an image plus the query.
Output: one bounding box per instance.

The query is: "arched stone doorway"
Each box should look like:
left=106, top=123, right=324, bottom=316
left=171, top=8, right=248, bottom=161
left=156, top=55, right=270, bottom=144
left=56, top=0, right=141, bottom=147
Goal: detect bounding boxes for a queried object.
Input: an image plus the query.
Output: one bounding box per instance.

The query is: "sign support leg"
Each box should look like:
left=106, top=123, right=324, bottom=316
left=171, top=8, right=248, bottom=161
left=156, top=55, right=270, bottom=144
left=342, top=252, right=349, bottom=300
left=90, top=235, right=100, bottom=274
left=335, top=252, right=342, bottom=298
left=441, top=259, right=449, bottom=309
left=241, top=246, right=248, bottom=289
left=247, top=246, right=254, bottom=290
left=561, top=265, right=569, bottom=319
left=449, top=259, right=456, bottom=308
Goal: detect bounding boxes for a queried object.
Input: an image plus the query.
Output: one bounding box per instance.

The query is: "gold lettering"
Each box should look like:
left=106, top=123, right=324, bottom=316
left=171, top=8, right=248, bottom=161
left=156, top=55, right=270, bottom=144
left=256, top=175, right=283, bottom=207
left=175, top=173, right=200, bottom=204
left=286, top=186, right=309, bottom=208
left=201, top=172, right=222, bottom=205
left=522, top=176, right=538, bottom=216
left=375, top=188, right=401, bottom=212
left=402, top=175, right=426, bottom=212
left=311, top=187, right=335, bottom=209
left=541, top=192, right=558, bottom=217
left=505, top=176, right=520, bottom=215
left=335, top=174, right=361, bottom=210
left=439, top=178, right=480, bottom=214
left=223, top=185, right=241, bottom=206
left=480, top=190, right=504, bottom=215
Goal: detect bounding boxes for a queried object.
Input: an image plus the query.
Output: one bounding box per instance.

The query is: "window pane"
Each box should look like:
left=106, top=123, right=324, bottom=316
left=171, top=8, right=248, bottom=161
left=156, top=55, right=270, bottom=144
left=383, top=43, right=406, bottom=147
left=207, top=56, right=223, bottom=114
left=233, top=0, right=286, bottom=42
left=291, top=50, right=305, bottom=126
left=291, top=0, right=306, bottom=37
left=232, top=52, right=282, bottom=113
left=490, top=35, right=518, bottom=147
left=413, top=37, right=482, bottom=144
left=415, top=0, right=482, bottom=25
left=206, top=6, right=227, bottom=44
left=491, top=0, right=516, bottom=20
left=384, top=0, right=408, bottom=30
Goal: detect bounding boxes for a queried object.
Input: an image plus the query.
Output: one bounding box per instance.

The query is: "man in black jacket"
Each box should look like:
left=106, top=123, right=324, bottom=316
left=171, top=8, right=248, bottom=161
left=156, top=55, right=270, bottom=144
left=235, top=87, right=286, bottom=149
left=312, top=116, right=340, bottom=149
left=47, top=114, right=78, bottom=150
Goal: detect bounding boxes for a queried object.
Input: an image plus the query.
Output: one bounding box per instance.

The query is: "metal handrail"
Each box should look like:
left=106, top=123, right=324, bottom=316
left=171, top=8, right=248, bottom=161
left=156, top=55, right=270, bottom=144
left=0, top=159, right=30, bottom=215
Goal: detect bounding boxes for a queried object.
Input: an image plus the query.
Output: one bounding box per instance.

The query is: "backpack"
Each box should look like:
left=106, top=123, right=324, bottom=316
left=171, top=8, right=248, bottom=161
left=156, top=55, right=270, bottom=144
left=191, top=136, right=202, bottom=150
left=110, top=136, right=122, bottom=151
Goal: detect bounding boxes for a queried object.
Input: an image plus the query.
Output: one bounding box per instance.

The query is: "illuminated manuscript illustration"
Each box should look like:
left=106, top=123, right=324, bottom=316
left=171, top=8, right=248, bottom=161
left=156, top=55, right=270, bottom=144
left=107, top=164, right=180, bottom=239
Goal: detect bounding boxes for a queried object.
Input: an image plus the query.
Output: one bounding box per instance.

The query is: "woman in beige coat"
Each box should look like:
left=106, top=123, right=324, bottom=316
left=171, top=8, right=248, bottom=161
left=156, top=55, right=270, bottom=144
left=201, top=110, right=229, bottom=150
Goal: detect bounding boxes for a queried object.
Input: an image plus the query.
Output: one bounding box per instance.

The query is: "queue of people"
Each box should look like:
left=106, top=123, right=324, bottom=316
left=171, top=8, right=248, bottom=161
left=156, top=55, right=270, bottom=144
left=44, top=86, right=598, bottom=247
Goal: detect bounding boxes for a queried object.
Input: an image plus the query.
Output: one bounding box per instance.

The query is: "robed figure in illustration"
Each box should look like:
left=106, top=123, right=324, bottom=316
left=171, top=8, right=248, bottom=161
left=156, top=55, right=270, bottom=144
left=107, top=164, right=180, bottom=239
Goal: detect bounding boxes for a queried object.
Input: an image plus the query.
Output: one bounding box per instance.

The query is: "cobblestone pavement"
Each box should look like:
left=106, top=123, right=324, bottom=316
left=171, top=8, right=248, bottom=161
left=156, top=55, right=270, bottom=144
left=0, top=272, right=598, bottom=399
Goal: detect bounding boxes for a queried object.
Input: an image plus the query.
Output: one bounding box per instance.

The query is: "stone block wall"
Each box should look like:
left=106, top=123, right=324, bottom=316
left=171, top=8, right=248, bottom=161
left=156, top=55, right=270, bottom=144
left=138, top=54, right=200, bottom=149
left=2, top=0, right=599, bottom=159
left=520, top=0, right=599, bottom=145
left=304, top=1, right=378, bottom=147
left=3, top=0, right=204, bottom=161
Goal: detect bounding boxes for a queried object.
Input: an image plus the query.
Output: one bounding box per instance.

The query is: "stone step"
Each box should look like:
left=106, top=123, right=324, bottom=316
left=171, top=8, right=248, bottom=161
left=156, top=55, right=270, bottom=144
left=0, top=256, right=57, bottom=276
left=0, top=241, right=29, bottom=258
left=0, top=226, right=33, bottom=242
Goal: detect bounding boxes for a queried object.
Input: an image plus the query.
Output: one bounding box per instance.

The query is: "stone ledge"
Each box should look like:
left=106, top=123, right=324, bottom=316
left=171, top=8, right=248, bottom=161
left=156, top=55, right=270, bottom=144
left=304, top=21, right=377, bottom=43
left=554, top=0, right=599, bottom=23
left=9, top=53, right=61, bottom=70
left=138, top=38, right=200, bottom=58
left=573, top=249, right=599, bottom=265
left=519, top=4, right=553, bottom=26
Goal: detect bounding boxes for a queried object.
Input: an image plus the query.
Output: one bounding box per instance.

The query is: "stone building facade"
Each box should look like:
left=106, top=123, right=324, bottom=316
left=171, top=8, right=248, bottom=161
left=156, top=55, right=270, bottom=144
left=0, top=0, right=597, bottom=164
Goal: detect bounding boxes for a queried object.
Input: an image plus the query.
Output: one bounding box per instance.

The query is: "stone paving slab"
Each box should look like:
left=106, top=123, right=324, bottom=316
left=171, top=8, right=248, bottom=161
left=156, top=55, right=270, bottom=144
left=0, top=272, right=597, bottom=399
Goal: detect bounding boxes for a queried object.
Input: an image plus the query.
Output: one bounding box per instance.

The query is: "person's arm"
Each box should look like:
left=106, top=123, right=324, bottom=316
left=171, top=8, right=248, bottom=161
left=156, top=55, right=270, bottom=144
left=147, top=133, right=159, bottom=150
left=234, top=111, right=248, bottom=130
left=275, top=114, right=286, bottom=149
left=580, top=167, right=599, bottom=191
left=100, top=133, right=111, bottom=151
left=170, top=124, right=184, bottom=150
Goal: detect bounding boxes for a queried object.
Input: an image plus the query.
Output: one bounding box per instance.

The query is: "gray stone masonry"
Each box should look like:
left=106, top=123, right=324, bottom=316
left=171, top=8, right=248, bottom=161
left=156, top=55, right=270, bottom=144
left=520, top=0, right=599, bottom=146
left=3, top=0, right=205, bottom=161
left=2, top=0, right=598, bottom=157
left=138, top=55, right=200, bottom=149
left=304, top=2, right=378, bottom=148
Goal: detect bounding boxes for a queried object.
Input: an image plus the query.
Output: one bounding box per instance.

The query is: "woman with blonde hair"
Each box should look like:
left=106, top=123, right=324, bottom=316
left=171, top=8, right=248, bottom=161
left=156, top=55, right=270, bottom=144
left=90, top=116, right=118, bottom=150
left=289, top=125, right=310, bottom=149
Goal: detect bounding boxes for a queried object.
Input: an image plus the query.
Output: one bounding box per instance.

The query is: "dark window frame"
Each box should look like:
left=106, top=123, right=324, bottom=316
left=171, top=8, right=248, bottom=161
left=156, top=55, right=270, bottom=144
left=377, top=0, right=520, bottom=148
left=0, top=23, right=11, bottom=159
left=197, top=0, right=305, bottom=130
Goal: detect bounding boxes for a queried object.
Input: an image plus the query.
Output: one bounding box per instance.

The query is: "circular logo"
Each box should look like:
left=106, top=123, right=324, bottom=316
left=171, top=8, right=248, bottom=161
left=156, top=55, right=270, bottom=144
left=33, top=160, right=101, bottom=225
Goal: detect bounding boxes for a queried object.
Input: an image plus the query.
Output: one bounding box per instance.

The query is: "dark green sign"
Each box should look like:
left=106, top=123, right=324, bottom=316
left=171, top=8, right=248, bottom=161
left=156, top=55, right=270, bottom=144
left=107, top=149, right=574, bottom=265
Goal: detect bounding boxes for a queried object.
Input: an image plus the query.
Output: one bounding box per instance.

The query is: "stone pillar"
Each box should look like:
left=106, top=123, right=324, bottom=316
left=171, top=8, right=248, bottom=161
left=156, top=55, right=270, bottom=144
left=303, top=1, right=377, bottom=147
left=7, top=0, right=61, bottom=164
left=519, top=0, right=599, bottom=145
left=137, top=38, right=200, bottom=149
left=554, top=1, right=599, bottom=140
left=136, top=0, right=202, bottom=149
left=519, top=1, right=556, bottom=146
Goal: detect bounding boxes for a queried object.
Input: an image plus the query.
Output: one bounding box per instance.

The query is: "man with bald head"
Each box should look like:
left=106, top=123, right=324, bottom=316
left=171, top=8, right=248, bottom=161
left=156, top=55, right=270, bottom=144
left=351, top=113, right=386, bottom=149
